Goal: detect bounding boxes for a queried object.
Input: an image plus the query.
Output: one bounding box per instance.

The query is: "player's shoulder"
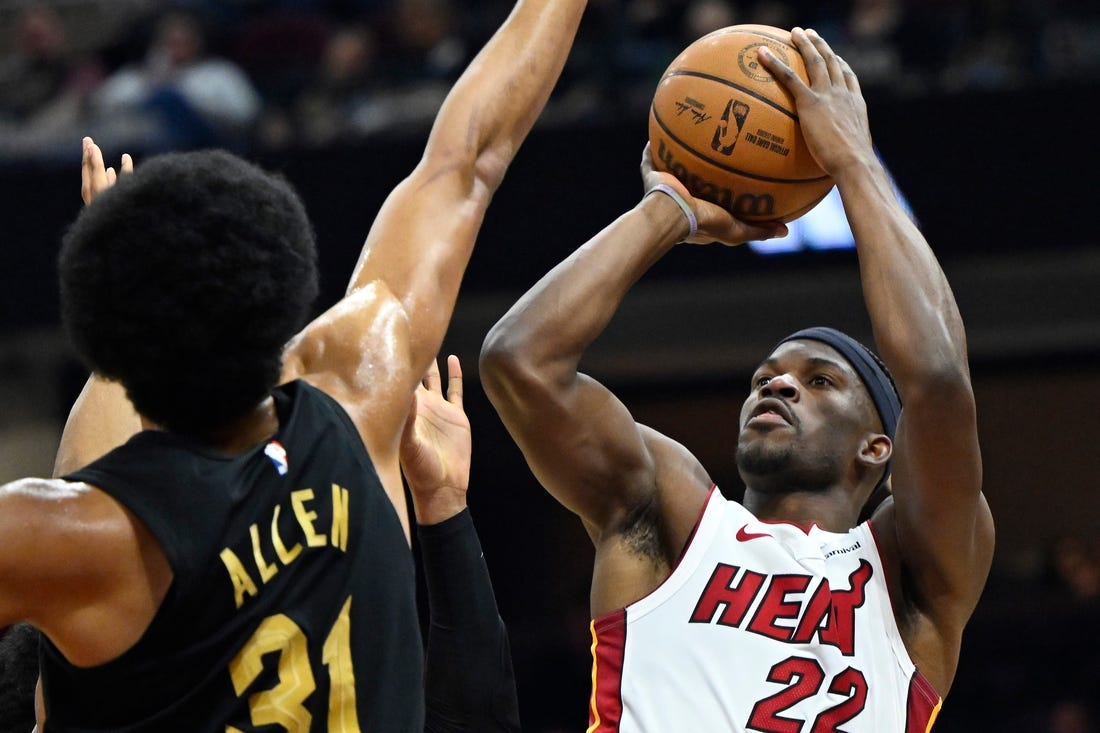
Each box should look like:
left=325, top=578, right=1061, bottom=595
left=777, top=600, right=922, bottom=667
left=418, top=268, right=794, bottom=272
left=282, top=284, right=413, bottom=394
left=3, top=475, right=90, bottom=497
left=0, top=478, right=144, bottom=591
left=1, top=478, right=131, bottom=531
left=634, top=426, right=715, bottom=559
left=644, top=428, right=713, bottom=508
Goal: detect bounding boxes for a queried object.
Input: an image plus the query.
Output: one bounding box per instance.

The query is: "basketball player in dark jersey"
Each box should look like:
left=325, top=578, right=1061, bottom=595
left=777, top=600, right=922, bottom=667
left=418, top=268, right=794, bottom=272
left=0, top=0, right=587, bottom=727
left=24, top=348, right=517, bottom=732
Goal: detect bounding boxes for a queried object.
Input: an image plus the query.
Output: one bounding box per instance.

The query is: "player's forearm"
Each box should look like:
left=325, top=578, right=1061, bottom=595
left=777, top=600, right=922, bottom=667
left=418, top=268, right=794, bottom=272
left=340, top=0, right=588, bottom=369
left=483, top=195, right=684, bottom=373
left=420, top=510, right=520, bottom=732
left=836, top=160, right=971, bottom=392
left=53, top=375, right=142, bottom=477
left=423, top=0, right=588, bottom=192
left=409, top=489, right=467, bottom=527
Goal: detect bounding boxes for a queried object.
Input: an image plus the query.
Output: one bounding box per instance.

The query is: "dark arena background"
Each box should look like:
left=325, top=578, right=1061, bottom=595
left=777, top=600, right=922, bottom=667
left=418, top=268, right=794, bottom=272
left=1, top=1, right=1097, bottom=731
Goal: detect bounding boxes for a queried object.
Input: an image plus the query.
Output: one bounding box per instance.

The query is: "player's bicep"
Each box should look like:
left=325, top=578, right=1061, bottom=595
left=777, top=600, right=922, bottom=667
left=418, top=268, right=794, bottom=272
left=489, top=366, right=659, bottom=530
left=0, top=481, right=108, bottom=623
left=0, top=481, right=171, bottom=665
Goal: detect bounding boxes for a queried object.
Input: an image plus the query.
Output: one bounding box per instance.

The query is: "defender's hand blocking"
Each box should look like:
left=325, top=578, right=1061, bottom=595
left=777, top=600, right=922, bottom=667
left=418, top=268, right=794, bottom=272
left=640, top=143, right=787, bottom=245
left=400, top=355, right=472, bottom=525
left=80, top=137, right=133, bottom=205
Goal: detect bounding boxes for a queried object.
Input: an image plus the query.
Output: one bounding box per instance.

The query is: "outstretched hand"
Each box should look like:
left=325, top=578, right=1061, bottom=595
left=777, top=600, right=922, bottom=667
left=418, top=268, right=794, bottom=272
left=81, top=136, right=133, bottom=205
left=399, top=354, right=472, bottom=525
left=639, top=144, right=787, bottom=245
left=756, top=28, right=876, bottom=179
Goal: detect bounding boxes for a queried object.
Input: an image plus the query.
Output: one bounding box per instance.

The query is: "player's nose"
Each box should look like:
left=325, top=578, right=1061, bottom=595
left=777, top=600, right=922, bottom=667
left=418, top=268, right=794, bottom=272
left=761, top=373, right=800, bottom=400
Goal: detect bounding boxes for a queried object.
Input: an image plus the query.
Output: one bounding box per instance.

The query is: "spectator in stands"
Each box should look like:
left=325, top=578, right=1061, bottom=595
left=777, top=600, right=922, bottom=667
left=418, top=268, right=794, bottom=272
left=0, top=7, right=104, bottom=161
left=0, top=7, right=73, bottom=124
left=94, top=10, right=261, bottom=151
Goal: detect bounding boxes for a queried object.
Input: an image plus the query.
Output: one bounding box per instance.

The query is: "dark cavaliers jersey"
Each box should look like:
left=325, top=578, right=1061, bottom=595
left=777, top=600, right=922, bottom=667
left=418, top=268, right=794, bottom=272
left=41, top=380, right=424, bottom=732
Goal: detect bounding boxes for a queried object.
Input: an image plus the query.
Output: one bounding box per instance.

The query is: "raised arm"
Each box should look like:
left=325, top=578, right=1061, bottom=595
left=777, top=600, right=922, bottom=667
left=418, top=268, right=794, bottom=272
left=282, top=0, right=589, bottom=533
left=399, top=356, right=520, bottom=732
left=54, top=375, right=141, bottom=477
left=55, top=141, right=142, bottom=477
left=480, top=157, right=781, bottom=538
left=286, top=0, right=587, bottom=441
left=760, top=29, right=993, bottom=692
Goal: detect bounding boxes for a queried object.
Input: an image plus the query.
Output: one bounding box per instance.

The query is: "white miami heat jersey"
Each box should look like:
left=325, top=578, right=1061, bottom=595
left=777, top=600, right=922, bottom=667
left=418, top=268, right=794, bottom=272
left=587, top=487, right=941, bottom=733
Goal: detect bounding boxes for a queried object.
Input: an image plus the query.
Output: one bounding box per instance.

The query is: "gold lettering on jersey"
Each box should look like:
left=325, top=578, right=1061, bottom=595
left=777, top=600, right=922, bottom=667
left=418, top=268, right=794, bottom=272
left=219, top=486, right=351, bottom=607
left=271, top=505, right=303, bottom=565
left=291, top=489, right=328, bottom=547
left=250, top=523, right=279, bottom=583
left=220, top=548, right=260, bottom=609
left=331, top=483, right=349, bottom=552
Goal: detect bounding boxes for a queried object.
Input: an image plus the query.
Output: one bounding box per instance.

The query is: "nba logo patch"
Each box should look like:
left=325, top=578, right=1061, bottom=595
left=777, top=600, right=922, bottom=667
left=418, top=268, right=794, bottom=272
left=264, top=440, right=289, bottom=476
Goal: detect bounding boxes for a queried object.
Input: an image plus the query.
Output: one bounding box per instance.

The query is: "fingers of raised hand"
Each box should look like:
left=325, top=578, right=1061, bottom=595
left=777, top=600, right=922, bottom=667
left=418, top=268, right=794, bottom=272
left=757, top=45, right=801, bottom=92
left=80, top=137, right=107, bottom=205
left=639, top=143, right=667, bottom=193
left=837, top=54, right=861, bottom=94
left=81, top=138, right=134, bottom=205
left=444, top=354, right=463, bottom=408
left=799, top=28, right=846, bottom=86
left=421, top=357, right=443, bottom=394
left=640, top=143, right=656, bottom=175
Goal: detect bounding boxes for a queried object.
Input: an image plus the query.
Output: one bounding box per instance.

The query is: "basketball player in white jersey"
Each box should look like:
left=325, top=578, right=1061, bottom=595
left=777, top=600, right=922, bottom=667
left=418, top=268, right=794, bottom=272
left=480, top=27, right=993, bottom=732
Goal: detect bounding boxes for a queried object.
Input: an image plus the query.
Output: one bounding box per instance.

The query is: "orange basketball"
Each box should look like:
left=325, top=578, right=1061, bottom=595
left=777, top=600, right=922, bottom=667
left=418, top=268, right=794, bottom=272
left=648, top=24, right=833, bottom=223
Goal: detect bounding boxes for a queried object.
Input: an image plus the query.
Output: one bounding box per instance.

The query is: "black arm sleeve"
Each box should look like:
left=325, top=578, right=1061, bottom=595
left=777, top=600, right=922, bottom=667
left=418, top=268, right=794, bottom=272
left=0, top=623, right=40, bottom=733
left=418, top=509, right=521, bottom=733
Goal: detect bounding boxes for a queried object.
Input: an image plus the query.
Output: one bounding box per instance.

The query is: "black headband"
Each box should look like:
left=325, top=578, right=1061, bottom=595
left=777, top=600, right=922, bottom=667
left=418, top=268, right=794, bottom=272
left=775, top=326, right=901, bottom=493
left=776, top=326, right=900, bottom=437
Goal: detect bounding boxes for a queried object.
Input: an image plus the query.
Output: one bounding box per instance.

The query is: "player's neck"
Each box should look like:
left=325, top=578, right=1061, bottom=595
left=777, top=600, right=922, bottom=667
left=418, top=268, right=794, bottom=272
left=210, top=397, right=280, bottom=455
left=140, top=396, right=280, bottom=456
left=741, top=487, right=860, bottom=533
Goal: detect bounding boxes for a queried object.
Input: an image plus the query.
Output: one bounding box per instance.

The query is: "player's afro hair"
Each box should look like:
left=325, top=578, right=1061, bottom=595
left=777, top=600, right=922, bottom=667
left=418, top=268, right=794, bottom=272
left=59, top=149, right=319, bottom=435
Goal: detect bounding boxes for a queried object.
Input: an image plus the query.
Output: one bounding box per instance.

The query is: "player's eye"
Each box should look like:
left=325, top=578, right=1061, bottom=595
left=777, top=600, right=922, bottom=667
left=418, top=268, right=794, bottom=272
left=753, top=375, right=772, bottom=388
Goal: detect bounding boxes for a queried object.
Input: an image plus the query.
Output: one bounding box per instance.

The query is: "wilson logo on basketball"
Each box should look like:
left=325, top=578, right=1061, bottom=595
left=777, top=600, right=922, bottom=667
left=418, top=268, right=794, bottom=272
left=655, top=140, right=777, bottom=218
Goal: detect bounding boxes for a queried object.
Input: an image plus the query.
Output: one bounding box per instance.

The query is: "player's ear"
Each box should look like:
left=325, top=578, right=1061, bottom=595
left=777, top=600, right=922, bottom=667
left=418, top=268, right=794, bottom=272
left=858, top=433, right=891, bottom=470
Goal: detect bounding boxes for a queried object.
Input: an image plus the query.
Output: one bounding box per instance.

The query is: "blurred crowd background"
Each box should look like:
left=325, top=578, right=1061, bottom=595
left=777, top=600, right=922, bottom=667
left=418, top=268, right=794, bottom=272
left=1, top=0, right=1099, bottom=161
left=0, top=1, right=1098, bottom=732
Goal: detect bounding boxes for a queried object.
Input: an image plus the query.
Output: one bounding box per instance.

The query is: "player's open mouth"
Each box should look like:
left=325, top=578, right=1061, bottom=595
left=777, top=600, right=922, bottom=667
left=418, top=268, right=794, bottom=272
left=748, top=399, right=792, bottom=425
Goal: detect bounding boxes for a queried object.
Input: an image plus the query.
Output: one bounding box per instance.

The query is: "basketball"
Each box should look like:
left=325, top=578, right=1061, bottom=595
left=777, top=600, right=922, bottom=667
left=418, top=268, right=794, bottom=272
left=648, top=24, right=834, bottom=223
